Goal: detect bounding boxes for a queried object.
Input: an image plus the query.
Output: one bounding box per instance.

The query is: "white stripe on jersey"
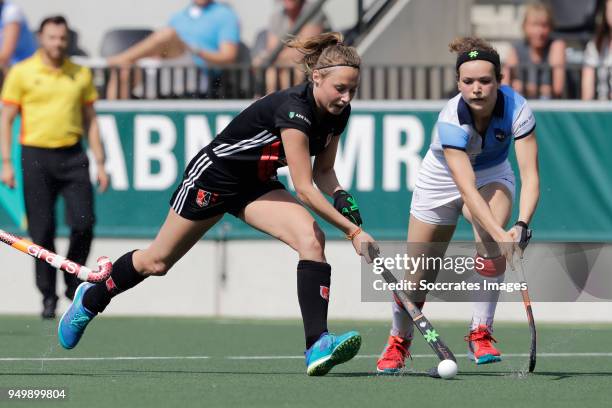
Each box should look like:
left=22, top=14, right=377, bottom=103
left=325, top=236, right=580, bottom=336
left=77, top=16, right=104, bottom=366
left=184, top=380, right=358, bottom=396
left=213, top=130, right=269, bottom=155
left=213, top=143, right=230, bottom=151
left=216, top=134, right=279, bottom=158
left=172, top=153, right=210, bottom=214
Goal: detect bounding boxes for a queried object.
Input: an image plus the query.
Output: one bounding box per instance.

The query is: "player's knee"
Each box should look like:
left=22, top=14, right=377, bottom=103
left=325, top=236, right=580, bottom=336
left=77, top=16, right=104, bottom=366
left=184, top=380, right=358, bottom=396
left=295, top=225, right=326, bottom=258
left=474, top=254, right=506, bottom=277
left=313, top=224, right=326, bottom=248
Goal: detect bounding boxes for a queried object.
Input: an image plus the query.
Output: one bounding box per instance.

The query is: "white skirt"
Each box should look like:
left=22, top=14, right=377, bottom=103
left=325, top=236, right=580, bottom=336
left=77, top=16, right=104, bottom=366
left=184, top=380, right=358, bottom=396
left=410, top=150, right=515, bottom=225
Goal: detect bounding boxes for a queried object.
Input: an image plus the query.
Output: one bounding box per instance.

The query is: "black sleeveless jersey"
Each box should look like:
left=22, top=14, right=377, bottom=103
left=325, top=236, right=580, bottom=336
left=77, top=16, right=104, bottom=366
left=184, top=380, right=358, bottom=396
left=208, top=82, right=351, bottom=181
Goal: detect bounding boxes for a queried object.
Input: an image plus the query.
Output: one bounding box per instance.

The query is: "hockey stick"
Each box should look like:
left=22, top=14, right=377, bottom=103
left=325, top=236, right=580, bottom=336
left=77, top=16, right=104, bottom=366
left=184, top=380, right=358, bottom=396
left=516, top=256, right=537, bottom=372
left=368, top=245, right=456, bottom=364
left=0, top=228, right=112, bottom=283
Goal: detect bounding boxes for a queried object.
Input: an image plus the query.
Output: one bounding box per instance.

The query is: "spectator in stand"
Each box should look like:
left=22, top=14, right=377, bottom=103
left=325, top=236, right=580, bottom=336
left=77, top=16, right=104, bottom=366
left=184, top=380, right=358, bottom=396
left=254, top=0, right=331, bottom=93
left=106, top=0, right=240, bottom=99
left=0, top=0, right=37, bottom=72
left=582, top=0, right=612, bottom=100
left=503, top=2, right=566, bottom=99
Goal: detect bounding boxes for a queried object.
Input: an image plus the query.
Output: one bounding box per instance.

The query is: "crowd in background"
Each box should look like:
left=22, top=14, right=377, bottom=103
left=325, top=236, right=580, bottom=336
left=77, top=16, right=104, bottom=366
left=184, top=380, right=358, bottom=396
left=1, top=0, right=611, bottom=99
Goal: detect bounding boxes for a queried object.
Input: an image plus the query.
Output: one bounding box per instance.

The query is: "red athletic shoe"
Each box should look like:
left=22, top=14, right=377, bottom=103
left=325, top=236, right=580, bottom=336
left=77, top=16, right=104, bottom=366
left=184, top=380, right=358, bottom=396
left=376, top=335, right=412, bottom=374
left=465, top=325, right=502, bottom=365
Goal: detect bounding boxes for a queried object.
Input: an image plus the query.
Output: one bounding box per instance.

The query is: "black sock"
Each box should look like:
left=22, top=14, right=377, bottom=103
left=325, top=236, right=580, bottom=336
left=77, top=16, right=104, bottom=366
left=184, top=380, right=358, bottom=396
left=82, top=250, right=146, bottom=314
left=297, top=260, right=331, bottom=349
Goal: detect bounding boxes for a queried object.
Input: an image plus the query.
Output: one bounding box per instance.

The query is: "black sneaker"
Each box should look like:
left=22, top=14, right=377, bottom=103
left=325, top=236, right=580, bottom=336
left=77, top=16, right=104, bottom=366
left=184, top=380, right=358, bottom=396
left=42, top=297, right=57, bottom=320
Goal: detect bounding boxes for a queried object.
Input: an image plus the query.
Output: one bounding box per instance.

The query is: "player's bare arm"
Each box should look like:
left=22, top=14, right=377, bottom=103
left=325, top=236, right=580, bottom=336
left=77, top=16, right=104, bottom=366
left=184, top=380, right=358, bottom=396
left=443, top=148, right=512, bottom=244
left=514, top=132, right=540, bottom=225
left=312, top=134, right=342, bottom=196
left=282, top=127, right=357, bottom=236
left=0, top=102, right=19, bottom=188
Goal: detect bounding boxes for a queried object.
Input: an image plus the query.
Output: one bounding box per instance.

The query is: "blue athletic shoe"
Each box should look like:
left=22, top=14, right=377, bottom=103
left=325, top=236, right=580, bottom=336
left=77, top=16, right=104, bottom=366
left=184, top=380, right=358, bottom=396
left=305, top=331, right=362, bottom=376
left=58, top=282, right=96, bottom=349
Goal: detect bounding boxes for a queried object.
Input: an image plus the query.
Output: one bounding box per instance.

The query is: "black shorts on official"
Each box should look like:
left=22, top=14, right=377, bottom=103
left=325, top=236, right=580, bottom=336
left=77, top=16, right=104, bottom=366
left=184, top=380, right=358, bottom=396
left=169, top=147, right=285, bottom=220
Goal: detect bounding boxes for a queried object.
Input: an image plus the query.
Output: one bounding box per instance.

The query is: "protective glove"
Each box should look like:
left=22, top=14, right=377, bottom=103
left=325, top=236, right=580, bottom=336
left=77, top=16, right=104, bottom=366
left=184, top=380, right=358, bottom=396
left=333, top=189, right=362, bottom=226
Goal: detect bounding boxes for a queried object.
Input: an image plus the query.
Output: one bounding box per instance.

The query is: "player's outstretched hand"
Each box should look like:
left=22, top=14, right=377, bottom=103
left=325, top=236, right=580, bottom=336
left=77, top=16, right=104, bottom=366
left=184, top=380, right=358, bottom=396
left=351, top=229, right=377, bottom=263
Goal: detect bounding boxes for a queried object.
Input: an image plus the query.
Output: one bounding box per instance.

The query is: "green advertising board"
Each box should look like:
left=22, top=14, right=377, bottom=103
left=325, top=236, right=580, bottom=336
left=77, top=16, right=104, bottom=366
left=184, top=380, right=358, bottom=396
left=1, top=100, right=610, bottom=241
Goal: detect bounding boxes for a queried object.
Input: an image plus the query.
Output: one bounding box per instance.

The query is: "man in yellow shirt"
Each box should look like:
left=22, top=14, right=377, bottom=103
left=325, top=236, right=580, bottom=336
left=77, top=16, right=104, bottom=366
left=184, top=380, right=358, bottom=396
left=0, top=15, right=108, bottom=319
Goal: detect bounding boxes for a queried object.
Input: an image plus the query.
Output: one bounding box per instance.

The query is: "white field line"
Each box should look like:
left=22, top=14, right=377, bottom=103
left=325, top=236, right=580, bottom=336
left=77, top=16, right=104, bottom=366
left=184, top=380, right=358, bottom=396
left=0, top=356, right=210, bottom=362
left=2, top=352, right=612, bottom=362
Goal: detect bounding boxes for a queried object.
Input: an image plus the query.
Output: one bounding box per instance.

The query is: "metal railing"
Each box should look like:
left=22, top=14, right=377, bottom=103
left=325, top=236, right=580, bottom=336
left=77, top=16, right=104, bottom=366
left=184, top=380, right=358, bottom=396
left=0, top=62, right=602, bottom=100
left=87, top=63, right=601, bottom=100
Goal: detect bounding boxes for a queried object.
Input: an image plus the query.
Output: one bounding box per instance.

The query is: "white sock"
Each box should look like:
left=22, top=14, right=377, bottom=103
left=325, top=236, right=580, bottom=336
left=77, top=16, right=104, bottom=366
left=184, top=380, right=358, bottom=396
left=469, top=273, right=504, bottom=331
left=390, top=302, right=414, bottom=339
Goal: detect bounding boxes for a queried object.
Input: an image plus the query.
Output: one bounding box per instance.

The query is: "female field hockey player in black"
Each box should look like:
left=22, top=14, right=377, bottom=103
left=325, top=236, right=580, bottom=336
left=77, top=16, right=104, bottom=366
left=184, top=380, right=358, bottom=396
left=58, top=32, right=376, bottom=376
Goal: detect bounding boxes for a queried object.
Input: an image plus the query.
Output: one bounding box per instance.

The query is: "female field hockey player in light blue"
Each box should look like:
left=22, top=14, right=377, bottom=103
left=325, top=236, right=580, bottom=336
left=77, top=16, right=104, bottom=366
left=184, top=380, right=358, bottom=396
left=377, top=37, right=540, bottom=374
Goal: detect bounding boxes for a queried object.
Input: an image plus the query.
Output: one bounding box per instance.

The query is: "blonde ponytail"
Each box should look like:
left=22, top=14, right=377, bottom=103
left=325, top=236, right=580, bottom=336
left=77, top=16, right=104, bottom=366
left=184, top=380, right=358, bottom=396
left=285, top=32, right=361, bottom=80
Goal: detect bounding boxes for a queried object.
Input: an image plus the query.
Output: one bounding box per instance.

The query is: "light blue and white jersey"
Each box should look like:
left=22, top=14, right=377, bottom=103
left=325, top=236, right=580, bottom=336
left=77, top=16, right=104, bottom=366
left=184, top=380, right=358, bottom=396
left=412, top=85, right=534, bottom=211
left=430, top=85, right=536, bottom=171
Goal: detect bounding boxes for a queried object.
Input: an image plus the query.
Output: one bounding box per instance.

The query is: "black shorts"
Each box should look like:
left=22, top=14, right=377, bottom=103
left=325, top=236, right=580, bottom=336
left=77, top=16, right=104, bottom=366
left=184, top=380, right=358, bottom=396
left=169, top=147, right=285, bottom=220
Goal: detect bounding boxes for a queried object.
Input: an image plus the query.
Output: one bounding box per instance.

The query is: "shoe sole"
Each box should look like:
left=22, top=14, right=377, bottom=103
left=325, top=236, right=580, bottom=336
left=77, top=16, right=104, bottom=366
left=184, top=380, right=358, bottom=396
left=58, top=282, right=90, bottom=350
left=376, top=367, right=403, bottom=375
left=467, top=351, right=502, bottom=365
left=307, top=333, right=362, bottom=376
left=476, top=354, right=502, bottom=365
